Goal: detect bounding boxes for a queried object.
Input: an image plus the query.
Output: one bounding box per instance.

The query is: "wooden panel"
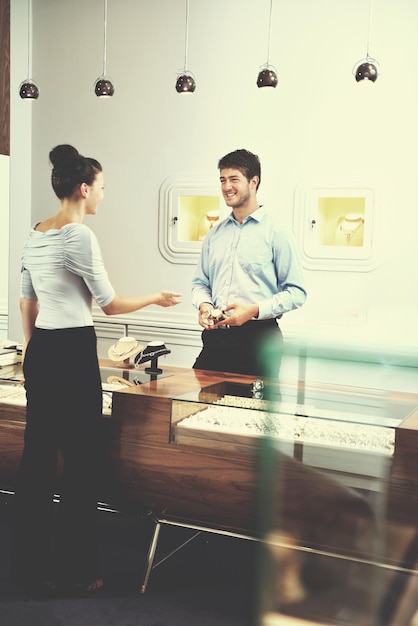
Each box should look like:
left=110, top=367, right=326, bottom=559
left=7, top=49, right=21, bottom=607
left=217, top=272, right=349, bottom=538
left=388, top=407, right=418, bottom=523
left=102, top=438, right=258, bottom=533
left=0, top=0, right=10, bottom=156
left=0, top=404, right=25, bottom=488
left=110, top=393, right=172, bottom=444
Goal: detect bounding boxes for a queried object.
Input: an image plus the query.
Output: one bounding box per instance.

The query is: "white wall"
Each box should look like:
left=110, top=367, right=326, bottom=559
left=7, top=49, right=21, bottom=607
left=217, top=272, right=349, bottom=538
left=7, top=0, right=418, bottom=371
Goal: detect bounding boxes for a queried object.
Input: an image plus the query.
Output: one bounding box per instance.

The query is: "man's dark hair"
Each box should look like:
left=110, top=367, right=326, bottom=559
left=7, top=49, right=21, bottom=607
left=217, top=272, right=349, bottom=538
left=218, top=149, right=261, bottom=190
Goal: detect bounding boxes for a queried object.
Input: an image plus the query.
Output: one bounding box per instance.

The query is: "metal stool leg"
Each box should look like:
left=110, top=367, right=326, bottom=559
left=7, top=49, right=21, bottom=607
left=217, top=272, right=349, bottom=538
left=141, top=518, right=161, bottom=593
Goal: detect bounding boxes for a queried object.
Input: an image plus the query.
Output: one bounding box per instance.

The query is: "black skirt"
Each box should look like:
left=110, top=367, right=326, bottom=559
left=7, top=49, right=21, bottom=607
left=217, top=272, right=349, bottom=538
left=10, top=326, right=103, bottom=586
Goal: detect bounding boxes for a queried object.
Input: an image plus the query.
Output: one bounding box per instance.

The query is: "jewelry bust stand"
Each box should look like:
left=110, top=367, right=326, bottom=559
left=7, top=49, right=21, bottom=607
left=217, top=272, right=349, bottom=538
left=335, top=212, right=364, bottom=246
left=134, top=341, right=171, bottom=375
left=106, top=337, right=171, bottom=382
left=108, top=336, right=144, bottom=368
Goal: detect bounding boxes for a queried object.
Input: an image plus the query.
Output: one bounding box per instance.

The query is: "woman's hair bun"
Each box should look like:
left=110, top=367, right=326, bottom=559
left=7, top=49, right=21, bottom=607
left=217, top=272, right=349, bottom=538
left=49, top=144, right=80, bottom=169
left=49, top=144, right=101, bottom=199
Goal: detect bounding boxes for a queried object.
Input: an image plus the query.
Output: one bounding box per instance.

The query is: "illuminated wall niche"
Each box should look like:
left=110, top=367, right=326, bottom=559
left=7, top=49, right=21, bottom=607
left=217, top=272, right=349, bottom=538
left=158, top=176, right=225, bottom=264
left=294, top=184, right=378, bottom=271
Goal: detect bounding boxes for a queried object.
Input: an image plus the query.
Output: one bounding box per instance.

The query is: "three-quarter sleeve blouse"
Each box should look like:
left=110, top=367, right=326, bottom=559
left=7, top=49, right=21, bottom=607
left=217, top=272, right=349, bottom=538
left=20, top=223, right=115, bottom=329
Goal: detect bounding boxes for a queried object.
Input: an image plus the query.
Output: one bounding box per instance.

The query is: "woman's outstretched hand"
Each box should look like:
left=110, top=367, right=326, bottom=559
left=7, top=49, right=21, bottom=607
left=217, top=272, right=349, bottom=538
left=155, top=291, right=182, bottom=307
left=102, top=291, right=182, bottom=316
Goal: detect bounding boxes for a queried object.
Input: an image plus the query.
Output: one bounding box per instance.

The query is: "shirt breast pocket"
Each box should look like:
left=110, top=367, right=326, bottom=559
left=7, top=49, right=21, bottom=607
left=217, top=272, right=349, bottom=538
left=239, top=249, right=272, bottom=274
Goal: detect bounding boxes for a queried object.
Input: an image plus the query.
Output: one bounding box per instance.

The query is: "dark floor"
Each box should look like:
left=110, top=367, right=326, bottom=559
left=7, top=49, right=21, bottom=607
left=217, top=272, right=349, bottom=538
left=0, top=494, right=258, bottom=626
left=2, top=492, right=417, bottom=626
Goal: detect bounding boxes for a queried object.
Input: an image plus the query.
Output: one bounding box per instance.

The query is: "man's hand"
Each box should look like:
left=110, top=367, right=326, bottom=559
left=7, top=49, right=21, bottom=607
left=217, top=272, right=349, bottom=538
left=217, top=302, right=259, bottom=327
left=198, top=303, right=216, bottom=329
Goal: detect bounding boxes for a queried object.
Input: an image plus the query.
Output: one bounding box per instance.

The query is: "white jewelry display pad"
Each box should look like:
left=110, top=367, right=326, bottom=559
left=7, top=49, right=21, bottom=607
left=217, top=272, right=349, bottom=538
left=176, top=395, right=395, bottom=456
left=0, top=384, right=26, bottom=406
left=0, top=382, right=114, bottom=416
left=171, top=381, right=413, bottom=483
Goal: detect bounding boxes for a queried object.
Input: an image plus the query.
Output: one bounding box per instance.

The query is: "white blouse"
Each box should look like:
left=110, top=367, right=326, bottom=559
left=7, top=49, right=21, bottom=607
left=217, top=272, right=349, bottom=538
left=20, top=223, right=115, bottom=329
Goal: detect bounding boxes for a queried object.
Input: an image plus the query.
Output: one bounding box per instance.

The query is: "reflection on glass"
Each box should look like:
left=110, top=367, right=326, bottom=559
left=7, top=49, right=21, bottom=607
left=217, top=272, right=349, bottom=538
left=258, top=440, right=387, bottom=624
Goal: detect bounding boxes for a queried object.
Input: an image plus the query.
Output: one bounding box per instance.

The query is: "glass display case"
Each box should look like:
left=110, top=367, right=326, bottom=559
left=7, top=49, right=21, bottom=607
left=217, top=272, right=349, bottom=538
left=0, top=362, right=25, bottom=405
left=158, top=175, right=225, bottom=264
left=171, top=380, right=418, bottom=625
left=171, top=380, right=415, bottom=488
left=293, top=183, right=378, bottom=272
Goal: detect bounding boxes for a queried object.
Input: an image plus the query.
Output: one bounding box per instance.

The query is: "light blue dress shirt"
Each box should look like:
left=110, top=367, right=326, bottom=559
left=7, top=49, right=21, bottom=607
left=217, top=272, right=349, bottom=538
left=191, top=206, right=307, bottom=320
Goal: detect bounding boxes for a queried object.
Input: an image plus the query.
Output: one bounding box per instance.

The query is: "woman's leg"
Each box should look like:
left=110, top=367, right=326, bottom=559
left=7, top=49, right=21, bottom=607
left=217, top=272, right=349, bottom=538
left=10, top=330, right=58, bottom=585
left=53, top=327, right=103, bottom=585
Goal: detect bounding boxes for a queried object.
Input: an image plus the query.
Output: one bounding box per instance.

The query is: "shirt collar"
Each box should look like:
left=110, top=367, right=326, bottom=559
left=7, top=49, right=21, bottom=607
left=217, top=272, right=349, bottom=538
left=227, top=205, right=266, bottom=225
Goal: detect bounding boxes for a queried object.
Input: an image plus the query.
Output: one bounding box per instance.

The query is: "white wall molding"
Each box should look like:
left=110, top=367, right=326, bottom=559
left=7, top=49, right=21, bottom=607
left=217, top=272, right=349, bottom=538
left=93, top=313, right=202, bottom=368
left=92, top=306, right=200, bottom=333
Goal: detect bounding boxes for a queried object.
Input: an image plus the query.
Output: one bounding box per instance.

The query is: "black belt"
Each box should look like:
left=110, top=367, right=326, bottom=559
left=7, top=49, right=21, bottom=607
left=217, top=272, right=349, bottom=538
left=218, top=319, right=278, bottom=330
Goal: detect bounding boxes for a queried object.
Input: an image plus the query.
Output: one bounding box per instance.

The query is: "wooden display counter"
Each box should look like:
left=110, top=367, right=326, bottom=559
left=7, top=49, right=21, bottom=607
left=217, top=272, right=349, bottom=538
left=0, top=365, right=262, bottom=533
left=1, top=363, right=418, bottom=535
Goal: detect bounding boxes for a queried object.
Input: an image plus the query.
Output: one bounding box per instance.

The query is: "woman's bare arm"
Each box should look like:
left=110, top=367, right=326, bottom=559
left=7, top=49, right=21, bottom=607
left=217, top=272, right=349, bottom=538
left=101, top=291, right=181, bottom=316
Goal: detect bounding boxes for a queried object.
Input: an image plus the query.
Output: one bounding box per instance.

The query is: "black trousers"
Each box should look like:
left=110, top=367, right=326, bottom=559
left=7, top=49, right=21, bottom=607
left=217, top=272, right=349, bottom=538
left=193, top=319, right=283, bottom=378
left=10, top=326, right=103, bottom=586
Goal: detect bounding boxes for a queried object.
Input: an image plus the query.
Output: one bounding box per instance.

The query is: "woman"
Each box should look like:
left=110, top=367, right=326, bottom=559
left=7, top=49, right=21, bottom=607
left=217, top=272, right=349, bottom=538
left=10, top=144, right=181, bottom=596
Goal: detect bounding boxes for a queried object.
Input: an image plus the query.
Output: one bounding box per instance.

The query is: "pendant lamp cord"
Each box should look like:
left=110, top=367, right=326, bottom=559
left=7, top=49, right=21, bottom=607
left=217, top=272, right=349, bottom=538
left=26, top=0, right=32, bottom=80
left=103, top=0, right=108, bottom=76
left=366, top=0, right=374, bottom=60
left=266, top=0, right=274, bottom=67
left=183, top=0, right=190, bottom=71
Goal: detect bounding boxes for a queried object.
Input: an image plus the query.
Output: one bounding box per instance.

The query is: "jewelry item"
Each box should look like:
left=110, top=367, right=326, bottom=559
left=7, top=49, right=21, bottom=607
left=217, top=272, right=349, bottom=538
left=210, top=309, right=225, bottom=323
left=108, top=336, right=144, bottom=362
left=106, top=375, right=135, bottom=387
left=336, top=213, right=364, bottom=243
left=134, top=341, right=171, bottom=367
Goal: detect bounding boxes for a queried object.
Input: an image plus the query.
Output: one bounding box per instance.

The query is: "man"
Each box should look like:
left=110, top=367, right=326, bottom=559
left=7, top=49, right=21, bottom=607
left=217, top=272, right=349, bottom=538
left=191, top=148, right=306, bottom=377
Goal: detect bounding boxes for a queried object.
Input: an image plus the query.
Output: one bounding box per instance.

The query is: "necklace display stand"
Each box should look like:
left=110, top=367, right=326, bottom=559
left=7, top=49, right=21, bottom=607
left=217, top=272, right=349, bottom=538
left=134, top=341, right=171, bottom=376
left=105, top=338, right=172, bottom=384
left=335, top=213, right=364, bottom=245
left=108, top=336, right=144, bottom=368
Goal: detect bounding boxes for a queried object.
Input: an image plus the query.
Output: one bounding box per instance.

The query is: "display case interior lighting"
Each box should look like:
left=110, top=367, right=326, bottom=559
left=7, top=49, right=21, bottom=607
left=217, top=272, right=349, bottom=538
left=257, top=0, right=278, bottom=89
left=19, top=0, right=39, bottom=100
left=175, top=0, right=196, bottom=93
left=94, top=0, right=115, bottom=97
left=353, top=0, right=380, bottom=83
left=293, top=182, right=379, bottom=273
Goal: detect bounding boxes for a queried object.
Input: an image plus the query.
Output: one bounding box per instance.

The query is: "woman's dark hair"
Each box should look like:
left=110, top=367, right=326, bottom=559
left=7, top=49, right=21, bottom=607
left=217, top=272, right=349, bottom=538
left=218, top=148, right=261, bottom=190
left=49, top=144, right=102, bottom=199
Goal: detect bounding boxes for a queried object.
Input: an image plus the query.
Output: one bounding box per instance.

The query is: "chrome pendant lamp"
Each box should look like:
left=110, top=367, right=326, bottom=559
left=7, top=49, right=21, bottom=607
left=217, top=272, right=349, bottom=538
left=94, top=0, right=115, bottom=97
left=353, top=0, right=380, bottom=82
left=19, top=0, right=39, bottom=99
left=175, top=0, right=196, bottom=93
left=257, top=0, right=278, bottom=88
